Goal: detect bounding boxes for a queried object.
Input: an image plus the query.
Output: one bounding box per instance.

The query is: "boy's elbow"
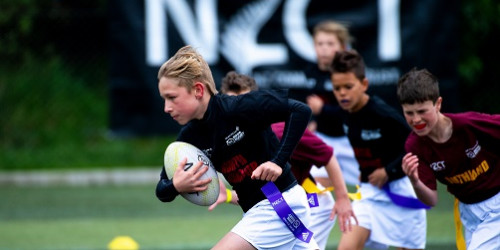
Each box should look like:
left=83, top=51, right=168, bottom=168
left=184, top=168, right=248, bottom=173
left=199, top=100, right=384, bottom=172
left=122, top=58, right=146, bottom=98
left=427, top=196, right=438, bottom=207
left=304, top=105, right=312, bottom=118
left=155, top=179, right=178, bottom=202
left=419, top=191, right=438, bottom=207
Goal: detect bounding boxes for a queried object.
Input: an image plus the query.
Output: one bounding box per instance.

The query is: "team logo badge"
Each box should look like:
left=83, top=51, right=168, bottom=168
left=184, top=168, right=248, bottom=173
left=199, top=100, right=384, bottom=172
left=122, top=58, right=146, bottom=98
left=465, top=141, right=481, bottom=159
left=361, top=129, right=381, bottom=140
left=225, top=126, right=245, bottom=146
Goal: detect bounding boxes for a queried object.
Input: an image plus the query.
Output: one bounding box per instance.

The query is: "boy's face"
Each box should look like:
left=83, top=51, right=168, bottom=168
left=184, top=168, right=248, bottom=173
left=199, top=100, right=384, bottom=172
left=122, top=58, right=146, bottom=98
left=331, top=72, right=368, bottom=113
left=314, top=31, right=344, bottom=71
left=401, top=99, right=441, bottom=136
left=158, top=77, right=202, bottom=125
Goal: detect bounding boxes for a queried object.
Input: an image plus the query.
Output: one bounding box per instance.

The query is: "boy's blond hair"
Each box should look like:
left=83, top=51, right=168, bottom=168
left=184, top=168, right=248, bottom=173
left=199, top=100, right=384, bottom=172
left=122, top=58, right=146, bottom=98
left=157, top=45, right=218, bottom=95
left=313, top=20, right=353, bottom=48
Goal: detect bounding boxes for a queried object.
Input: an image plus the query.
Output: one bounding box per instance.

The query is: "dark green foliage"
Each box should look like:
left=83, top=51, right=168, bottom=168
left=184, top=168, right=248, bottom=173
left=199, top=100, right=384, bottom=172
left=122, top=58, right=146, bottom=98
left=459, top=0, right=500, bottom=113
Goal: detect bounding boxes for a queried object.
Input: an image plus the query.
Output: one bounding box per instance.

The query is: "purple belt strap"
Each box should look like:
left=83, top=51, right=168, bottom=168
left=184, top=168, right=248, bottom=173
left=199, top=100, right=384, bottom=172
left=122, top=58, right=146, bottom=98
left=261, top=182, right=314, bottom=243
left=382, top=183, right=430, bottom=209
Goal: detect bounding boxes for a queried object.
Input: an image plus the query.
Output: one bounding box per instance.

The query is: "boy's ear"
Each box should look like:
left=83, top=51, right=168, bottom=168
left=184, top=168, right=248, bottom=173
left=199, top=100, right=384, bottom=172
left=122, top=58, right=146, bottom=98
left=435, top=97, right=443, bottom=111
left=361, top=77, right=369, bottom=90
left=193, top=82, right=204, bottom=99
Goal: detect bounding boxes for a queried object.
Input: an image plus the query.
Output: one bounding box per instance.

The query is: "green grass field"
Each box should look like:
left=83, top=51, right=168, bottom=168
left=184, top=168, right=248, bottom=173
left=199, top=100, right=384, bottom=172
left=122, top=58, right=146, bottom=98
left=0, top=183, right=458, bottom=250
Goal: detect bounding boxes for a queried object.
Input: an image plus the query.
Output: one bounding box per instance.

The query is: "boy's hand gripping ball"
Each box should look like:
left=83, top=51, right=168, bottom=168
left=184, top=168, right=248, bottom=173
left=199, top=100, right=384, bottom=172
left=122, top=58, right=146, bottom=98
left=164, top=141, right=219, bottom=206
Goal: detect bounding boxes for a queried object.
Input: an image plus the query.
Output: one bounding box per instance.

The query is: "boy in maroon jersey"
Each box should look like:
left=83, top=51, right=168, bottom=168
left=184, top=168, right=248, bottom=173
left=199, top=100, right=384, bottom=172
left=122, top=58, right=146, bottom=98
left=397, top=68, right=500, bottom=250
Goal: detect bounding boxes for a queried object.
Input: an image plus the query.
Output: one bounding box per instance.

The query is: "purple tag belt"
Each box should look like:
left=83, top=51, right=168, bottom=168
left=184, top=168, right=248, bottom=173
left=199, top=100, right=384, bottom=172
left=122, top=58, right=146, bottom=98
left=382, top=183, right=430, bottom=209
left=261, top=182, right=314, bottom=243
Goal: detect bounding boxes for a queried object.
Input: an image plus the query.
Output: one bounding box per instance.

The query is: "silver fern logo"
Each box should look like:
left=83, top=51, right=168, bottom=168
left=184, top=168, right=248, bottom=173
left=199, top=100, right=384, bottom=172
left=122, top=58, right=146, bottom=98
left=220, top=0, right=286, bottom=74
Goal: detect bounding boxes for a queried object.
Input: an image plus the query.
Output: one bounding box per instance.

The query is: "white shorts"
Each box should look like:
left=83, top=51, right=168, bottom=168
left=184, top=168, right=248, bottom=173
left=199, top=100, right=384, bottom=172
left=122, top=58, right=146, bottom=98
left=351, top=180, right=427, bottom=249
left=311, top=132, right=360, bottom=186
left=231, top=184, right=319, bottom=250
left=459, top=190, right=500, bottom=250
left=309, top=184, right=336, bottom=250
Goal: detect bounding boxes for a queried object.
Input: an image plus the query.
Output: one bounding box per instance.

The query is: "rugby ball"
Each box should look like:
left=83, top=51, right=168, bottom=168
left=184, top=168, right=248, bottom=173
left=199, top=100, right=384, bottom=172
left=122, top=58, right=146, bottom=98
left=164, top=141, right=219, bottom=206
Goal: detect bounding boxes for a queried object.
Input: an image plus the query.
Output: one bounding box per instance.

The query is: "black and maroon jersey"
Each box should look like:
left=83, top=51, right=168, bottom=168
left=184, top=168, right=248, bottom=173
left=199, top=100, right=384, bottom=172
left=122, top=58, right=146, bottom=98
left=156, top=90, right=311, bottom=212
left=406, top=112, right=500, bottom=204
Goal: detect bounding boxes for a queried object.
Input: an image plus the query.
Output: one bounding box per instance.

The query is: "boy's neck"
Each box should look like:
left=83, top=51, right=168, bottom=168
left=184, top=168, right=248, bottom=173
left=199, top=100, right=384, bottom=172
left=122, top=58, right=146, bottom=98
left=428, top=113, right=452, bottom=143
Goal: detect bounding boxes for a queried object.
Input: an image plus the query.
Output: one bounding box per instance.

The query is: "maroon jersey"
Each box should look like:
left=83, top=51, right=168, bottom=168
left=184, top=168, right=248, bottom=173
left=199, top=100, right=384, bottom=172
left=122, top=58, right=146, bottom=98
left=271, top=122, right=333, bottom=184
left=405, top=112, right=500, bottom=204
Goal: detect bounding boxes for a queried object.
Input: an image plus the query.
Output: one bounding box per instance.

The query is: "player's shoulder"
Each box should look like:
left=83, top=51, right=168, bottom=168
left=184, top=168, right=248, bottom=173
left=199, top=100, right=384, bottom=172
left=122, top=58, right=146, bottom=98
left=368, top=96, right=408, bottom=124
left=369, top=96, right=398, bottom=114
left=446, top=112, right=499, bottom=124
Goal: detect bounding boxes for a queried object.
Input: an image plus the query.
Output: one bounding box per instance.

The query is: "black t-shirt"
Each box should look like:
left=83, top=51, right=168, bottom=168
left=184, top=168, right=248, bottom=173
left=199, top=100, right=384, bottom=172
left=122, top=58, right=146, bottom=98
left=289, top=62, right=345, bottom=137
left=323, top=96, right=409, bottom=182
left=156, top=90, right=311, bottom=212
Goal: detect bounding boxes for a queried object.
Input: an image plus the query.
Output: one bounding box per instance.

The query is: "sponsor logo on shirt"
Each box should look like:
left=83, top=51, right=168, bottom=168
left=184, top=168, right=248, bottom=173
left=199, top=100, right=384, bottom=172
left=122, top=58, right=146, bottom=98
left=465, top=141, right=481, bottom=158
left=220, top=154, right=258, bottom=183
left=361, top=129, right=381, bottom=140
left=225, top=126, right=245, bottom=146
left=430, top=161, right=446, bottom=171
left=445, top=160, right=490, bottom=184
left=343, top=124, right=349, bottom=134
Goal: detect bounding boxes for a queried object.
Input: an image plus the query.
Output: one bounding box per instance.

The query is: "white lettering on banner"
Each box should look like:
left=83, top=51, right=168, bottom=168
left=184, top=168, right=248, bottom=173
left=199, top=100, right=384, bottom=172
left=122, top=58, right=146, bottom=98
left=283, top=0, right=316, bottom=62
left=365, top=67, right=400, bottom=85
left=253, top=70, right=313, bottom=89
left=220, top=0, right=287, bottom=74
left=378, top=0, right=401, bottom=61
left=145, top=0, right=166, bottom=66
left=145, top=0, right=402, bottom=73
left=145, top=0, right=218, bottom=65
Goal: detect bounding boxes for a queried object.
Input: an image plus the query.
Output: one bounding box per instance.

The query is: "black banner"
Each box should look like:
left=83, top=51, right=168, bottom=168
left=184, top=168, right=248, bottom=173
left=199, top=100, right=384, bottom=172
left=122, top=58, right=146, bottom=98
left=109, top=0, right=459, bottom=136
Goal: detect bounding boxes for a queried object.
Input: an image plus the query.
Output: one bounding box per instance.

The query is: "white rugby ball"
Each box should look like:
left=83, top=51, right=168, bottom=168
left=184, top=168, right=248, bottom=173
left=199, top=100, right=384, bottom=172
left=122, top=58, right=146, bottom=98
left=164, top=141, right=219, bottom=206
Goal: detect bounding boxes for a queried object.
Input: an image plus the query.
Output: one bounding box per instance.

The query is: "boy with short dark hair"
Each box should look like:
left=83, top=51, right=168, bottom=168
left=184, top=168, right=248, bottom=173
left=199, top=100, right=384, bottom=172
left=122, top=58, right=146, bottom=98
left=323, top=50, right=427, bottom=250
left=397, top=68, right=500, bottom=250
left=304, top=20, right=360, bottom=188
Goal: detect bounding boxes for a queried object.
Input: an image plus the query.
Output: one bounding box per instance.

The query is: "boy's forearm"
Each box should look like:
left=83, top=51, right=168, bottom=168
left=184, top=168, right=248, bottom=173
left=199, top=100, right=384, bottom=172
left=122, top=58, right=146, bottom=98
left=325, top=156, right=350, bottom=201
left=272, top=99, right=311, bottom=167
left=411, top=179, right=438, bottom=206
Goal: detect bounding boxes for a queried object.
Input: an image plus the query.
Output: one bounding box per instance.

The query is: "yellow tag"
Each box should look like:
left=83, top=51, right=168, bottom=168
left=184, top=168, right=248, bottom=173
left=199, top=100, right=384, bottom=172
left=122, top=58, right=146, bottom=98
left=302, top=178, right=360, bottom=201
left=347, top=185, right=362, bottom=201
left=454, top=198, right=466, bottom=250
left=301, top=178, right=333, bottom=193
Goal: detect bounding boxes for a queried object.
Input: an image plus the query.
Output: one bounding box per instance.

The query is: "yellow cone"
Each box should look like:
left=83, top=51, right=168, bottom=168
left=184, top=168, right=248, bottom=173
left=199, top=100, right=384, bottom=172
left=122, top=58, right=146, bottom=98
left=108, top=236, right=139, bottom=250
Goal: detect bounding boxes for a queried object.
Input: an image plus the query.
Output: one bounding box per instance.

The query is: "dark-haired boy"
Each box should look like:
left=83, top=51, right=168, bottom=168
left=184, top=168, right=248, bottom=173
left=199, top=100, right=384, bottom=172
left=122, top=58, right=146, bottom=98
left=397, top=68, right=500, bottom=250
left=323, top=50, right=427, bottom=250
